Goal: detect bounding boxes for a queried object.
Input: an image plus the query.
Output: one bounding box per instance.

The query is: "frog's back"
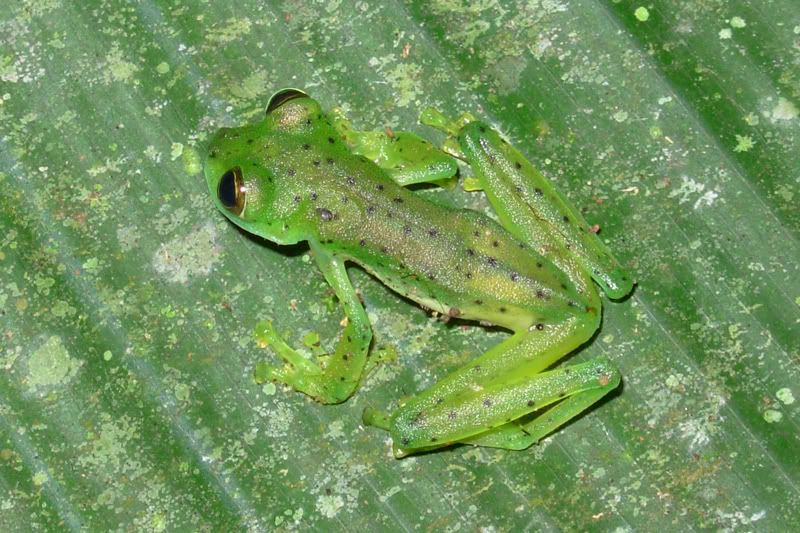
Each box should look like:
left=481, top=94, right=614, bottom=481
left=267, top=134, right=593, bottom=332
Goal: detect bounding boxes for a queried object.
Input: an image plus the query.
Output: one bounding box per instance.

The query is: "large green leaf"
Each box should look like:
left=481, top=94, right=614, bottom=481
left=2, top=0, right=798, bottom=530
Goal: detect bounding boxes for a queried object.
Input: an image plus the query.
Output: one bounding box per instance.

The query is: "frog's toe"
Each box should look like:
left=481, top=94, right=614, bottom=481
left=362, top=407, right=391, bottom=430
left=254, top=362, right=294, bottom=385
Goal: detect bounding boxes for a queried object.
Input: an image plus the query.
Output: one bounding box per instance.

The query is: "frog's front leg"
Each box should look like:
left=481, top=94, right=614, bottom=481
left=255, top=241, right=371, bottom=404
left=329, top=108, right=458, bottom=187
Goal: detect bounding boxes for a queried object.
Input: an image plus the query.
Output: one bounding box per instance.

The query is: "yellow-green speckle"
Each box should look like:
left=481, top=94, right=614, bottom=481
left=150, top=513, right=167, bottom=533
left=182, top=147, right=203, bottom=175
left=770, top=183, right=790, bottom=203
left=763, top=409, right=782, bottom=423
left=613, top=110, right=629, bottom=122
left=730, top=17, right=746, bottom=29
left=174, top=382, right=191, bottom=402
left=665, top=374, right=681, bottom=389
left=50, top=299, right=76, bottom=318
left=733, top=134, right=755, bottom=153
left=634, top=7, right=649, bottom=22
left=103, top=45, right=139, bottom=84
left=32, top=471, right=48, bottom=486
left=229, top=69, right=270, bottom=100
left=384, top=62, right=422, bottom=107
left=156, top=62, right=170, bottom=74
left=744, top=112, right=759, bottom=126
left=207, top=17, right=252, bottom=44
left=103, top=350, right=113, bottom=361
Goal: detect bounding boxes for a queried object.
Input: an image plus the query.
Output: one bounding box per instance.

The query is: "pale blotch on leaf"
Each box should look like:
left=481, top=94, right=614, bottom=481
left=152, top=222, right=221, bottom=283
left=771, top=97, right=798, bottom=122
left=170, top=142, right=184, bottom=161
left=102, top=45, right=139, bottom=84
left=776, top=388, right=794, bottom=405
left=763, top=409, right=782, bottom=424
left=26, top=336, right=83, bottom=394
left=317, top=493, right=345, bottom=519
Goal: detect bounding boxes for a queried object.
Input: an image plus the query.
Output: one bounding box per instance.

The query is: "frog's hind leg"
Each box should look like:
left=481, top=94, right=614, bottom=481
left=254, top=241, right=372, bottom=404
left=423, top=109, right=633, bottom=300
left=329, top=107, right=458, bottom=187
left=368, top=310, right=619, bottom=456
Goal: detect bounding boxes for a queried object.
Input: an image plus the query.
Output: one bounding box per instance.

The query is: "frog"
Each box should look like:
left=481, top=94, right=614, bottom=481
left=204, top=88, right=633, bottom=458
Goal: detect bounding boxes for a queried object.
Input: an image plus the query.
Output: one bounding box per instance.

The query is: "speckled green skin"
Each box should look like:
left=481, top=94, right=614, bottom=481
left=204, top=90, right=632, bottom=457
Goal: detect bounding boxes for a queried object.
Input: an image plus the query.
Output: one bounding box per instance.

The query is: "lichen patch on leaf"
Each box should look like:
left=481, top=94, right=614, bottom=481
left=24, top=335, right=82, bottom=394
left=152, top=222, right=221, bottom=283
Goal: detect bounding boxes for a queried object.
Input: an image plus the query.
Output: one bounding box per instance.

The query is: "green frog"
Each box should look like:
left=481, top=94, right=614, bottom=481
left=204, top=89, right=633, bottom=457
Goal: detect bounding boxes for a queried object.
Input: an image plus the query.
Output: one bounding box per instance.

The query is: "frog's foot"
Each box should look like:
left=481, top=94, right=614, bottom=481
left=253, top=320, right=365, bottom=404
left=419, top=107, right=475, bottom=161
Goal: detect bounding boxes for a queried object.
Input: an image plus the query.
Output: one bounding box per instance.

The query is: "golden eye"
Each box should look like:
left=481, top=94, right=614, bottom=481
left=218, top=166, right=245, bottom=215
left=266, top=88, right=308, bottom=114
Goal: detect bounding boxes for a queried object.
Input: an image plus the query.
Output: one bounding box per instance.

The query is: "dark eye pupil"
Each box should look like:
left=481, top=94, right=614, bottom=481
left=218, top=169, right=238, bottom=208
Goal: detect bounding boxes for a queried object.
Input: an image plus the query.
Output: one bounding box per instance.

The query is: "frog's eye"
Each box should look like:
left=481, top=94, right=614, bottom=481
left=266, top=88, right=308, bottom=114
left=218, top=166, right=245, bottom=215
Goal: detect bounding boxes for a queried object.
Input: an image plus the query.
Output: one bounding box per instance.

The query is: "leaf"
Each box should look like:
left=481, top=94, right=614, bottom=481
left=1, top=0, right=798, bottom=530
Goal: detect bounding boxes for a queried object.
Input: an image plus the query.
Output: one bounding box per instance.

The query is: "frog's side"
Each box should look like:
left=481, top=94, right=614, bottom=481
left=205, top=89, right=633, bottom=457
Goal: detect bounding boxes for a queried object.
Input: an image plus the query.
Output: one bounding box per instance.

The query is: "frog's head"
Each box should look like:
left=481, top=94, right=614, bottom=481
left=204, top=88, right=325, bottom=245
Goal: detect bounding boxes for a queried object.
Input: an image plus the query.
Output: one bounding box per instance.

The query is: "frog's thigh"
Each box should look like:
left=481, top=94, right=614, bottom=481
left=409, top=311, right=600, bottom=409
left=459, top=357, right=620, bottom=450
left=388, top=313, right=604, bottom=450
left=259, top=242, right=372, bottom=404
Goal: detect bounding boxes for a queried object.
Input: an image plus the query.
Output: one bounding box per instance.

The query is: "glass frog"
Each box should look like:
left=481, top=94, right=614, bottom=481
left=204, top=89, right=633, bottom=458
